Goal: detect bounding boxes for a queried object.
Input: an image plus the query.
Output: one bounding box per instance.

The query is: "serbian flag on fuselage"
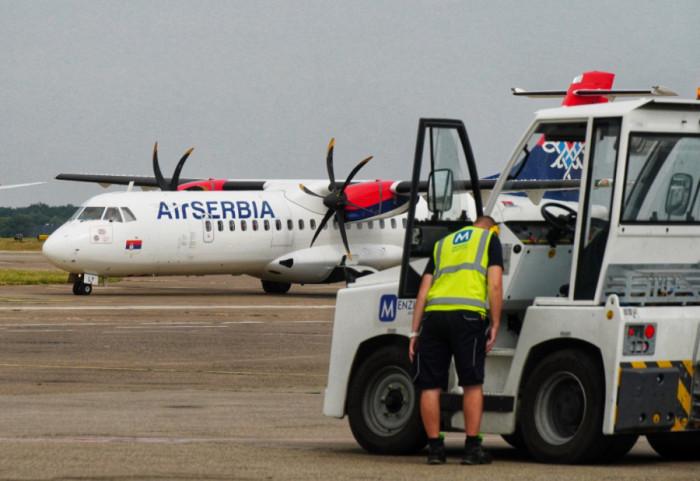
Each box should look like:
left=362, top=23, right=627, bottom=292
left=125, top=239, right=142, bottom=251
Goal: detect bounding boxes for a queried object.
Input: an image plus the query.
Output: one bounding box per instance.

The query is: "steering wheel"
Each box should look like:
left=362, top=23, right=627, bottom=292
left=540, top=202, right=577, bottom=233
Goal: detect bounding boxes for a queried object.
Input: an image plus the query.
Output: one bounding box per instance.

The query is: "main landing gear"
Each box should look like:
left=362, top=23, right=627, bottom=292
left=72, top=281, right=93, bottom=295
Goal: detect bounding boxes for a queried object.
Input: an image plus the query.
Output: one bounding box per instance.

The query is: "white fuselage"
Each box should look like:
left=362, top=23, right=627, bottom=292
left=43, top=184, right=409, bottom=285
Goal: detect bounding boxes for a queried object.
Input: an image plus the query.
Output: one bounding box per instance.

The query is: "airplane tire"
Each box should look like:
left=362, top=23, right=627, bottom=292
left=520, top=349, right=607, bottom=463
left=261, top=280, right=291, bottom=294
left=72, top=282, right=92, bottom=296
left=647, top=431, right=700, bottom=460
left=347, top=345, right=426, bottom=455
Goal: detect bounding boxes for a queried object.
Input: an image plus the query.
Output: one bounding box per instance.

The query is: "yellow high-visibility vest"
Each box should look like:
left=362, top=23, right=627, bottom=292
left=425, top=226, right=493, bottom=315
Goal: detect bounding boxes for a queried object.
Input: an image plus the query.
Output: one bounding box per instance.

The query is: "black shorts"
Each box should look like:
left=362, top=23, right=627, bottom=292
left=413, top=310, right=489, bottom=390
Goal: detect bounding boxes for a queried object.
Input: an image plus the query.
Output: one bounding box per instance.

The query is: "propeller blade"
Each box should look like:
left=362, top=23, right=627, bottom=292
left=335, top=209, right=352, bottom=260
left=310, top=209, right=334, bottom=248
left=299, top=184, right=324, bottom=198
left=326, top=138, right=337, bottom=191
left=152, top=142, right=169, bottom=191
left=170, top=148, right=194, bottom=190
left=340, top=156, right=372, bottom=192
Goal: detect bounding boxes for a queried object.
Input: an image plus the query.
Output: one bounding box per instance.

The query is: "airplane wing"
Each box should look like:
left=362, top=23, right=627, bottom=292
left=54, top=173, right=266, bottom=191
left=0, top=181, right=45, bottom=190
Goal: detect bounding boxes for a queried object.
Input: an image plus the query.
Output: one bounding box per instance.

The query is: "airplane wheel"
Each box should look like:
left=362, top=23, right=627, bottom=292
left=347, top=345, right=426, bottom=455
left=261, top=280, right=291, bottom=294
left=72, top=282, right=92, bottom=296
left=520, top=349, right=607, bottom=463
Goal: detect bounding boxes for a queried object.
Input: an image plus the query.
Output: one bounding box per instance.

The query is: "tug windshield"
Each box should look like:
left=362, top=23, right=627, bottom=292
left=622, top=134, right=700, bottom=223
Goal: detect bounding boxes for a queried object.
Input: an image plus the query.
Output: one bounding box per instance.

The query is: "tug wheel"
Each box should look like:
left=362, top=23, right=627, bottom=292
left=347, top=345, right=426, bottom=455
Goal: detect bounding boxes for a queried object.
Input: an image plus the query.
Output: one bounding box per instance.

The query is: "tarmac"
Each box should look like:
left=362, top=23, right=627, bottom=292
left=0, top=252, right=697, bottom=480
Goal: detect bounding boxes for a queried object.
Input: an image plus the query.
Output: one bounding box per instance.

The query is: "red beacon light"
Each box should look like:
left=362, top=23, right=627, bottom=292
left=645, top=324, right=656, bottom=339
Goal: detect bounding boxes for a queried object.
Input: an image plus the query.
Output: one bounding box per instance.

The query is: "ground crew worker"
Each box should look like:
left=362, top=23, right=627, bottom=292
left=408, top=215, right=503, bottom=465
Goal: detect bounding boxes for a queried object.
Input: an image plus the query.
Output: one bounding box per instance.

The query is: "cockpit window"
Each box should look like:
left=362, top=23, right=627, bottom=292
left=77, top=207, right=105, bottom=221
left=103, top=207, right=123, bottom=223
left=121, top=207, right=137, bottom=222
left=69, top=207, right=83, bottom=220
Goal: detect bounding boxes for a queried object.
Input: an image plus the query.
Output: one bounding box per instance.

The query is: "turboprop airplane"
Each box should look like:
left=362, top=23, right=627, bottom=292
left=43, top=140, right=412, bottom=295
left=44, top=72, right=675, bottom=296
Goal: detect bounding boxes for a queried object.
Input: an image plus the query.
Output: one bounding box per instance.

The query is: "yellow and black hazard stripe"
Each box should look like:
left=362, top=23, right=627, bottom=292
left=618, top=360, right=695, bottom=431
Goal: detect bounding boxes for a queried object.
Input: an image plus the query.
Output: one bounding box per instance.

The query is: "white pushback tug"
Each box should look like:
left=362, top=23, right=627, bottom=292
left=323, top=92, right=700, bottom=462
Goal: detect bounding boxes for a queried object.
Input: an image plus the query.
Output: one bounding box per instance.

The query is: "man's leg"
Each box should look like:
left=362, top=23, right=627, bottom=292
left=462, top=384, right=491, bottom=465
left=421, top=388, right=445, bottom=464
left=462, top=384, right=483, bottom=436
left=421, top=388, right=442, bottom=438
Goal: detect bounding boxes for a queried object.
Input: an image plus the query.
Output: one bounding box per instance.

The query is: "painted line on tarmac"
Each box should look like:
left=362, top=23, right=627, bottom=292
left=0, top=435, right=356, bottom=445
left=0, top=362, right=327, bottom=378
left=0, top=304, right=335, bottom=311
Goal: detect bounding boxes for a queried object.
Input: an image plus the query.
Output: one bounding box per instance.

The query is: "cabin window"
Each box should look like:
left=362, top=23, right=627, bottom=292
left=103, top=207, right=123, bottom=223
left=402, top=218, right=407, bottom=228
left=264, top=219, right=270, bottom=231
left=368, top=221, right=373, bottom=229
left=121, top=207, right=137, bottom=222
left=205, top=220, right=212, bottom=232
left=229, top=220, right=235, bottom=231
left=298, top=219, right=304, bottom=230
left=241, top=220, right=247, bottom=231
left=252, top=220, right=259, bottom=231
left=356, top=223, right=362, bottom=230
left=379, top=219, right=386, bottom=229
left=217, top=220, right=224, bottom=232
left=287, top=219, right=293, bottom=230
left=78, top=207, right=105, bottom=221
left=310, top=219, right=316, bottom=230
left=275, top=219, right=282, bottom=231
left=391, top=218, right=397, bottom=229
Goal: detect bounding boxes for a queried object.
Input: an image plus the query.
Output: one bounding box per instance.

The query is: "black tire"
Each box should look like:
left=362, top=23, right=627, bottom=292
left=520, top=349, right=608, bottom=463
left=647, top=431, right=700, bottom=460
left=73, top=282, right=92, bottom=295
left=261, top=280, right=291, bottom=294
left=347, top=345, right=427, bottom=455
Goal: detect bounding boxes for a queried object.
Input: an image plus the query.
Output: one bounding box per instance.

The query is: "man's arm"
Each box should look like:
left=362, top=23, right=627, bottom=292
left=408, top=273, right=433, bottom=362
left=486, top=265, right=503, bottom=354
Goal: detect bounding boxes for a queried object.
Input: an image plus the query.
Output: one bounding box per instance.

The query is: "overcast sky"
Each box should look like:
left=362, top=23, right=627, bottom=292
left=1, top=0, right=698, bottom=207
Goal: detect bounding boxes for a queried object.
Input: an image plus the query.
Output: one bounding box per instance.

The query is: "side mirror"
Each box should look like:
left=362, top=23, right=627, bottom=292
left=427, top=169, right=453, bottom=212
left=665, top=173, right=692, bottom=216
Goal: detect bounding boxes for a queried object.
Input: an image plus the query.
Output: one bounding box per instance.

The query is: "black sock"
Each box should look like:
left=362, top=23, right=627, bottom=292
left=465, top=435, right=480, bottom=447
left=428, top=437, right=444, bottom=449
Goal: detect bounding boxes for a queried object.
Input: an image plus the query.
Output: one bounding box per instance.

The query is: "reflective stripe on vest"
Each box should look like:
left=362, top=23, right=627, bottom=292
left=425, top=226, right=492, bottom=315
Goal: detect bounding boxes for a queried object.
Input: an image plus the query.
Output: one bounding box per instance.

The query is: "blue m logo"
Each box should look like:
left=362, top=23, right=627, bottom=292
left=379, top=294, right=397, bottom=322
left=453, top=230, right=472, bottom=245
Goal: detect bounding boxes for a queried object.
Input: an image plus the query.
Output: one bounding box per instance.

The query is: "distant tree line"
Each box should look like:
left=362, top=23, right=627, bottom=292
left=0, top=204, right=76, bottom=238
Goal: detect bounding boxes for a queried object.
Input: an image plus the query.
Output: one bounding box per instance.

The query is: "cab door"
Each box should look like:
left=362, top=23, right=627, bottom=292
left=398, top=118, right=484, bottom=298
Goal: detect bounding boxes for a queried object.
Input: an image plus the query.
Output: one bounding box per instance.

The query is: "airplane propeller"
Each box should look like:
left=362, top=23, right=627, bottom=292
left=152, top=142, right=195, bottom=191
left=300, top=138, right=374, bottom=260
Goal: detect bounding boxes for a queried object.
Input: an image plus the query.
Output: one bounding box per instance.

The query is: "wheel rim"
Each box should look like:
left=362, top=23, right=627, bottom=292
left=534, top=371, right=586, bottom=445
left=361, top=366, right=414, bottom=436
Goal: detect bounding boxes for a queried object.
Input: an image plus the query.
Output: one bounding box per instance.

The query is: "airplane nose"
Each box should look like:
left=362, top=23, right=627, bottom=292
left=42, top=228, right=77, bottom=269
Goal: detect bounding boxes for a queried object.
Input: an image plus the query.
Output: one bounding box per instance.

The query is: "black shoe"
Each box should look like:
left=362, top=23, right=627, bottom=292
left=461, top=442, right=492, bottom=465
left=427, top=438, right=446, bottom=465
